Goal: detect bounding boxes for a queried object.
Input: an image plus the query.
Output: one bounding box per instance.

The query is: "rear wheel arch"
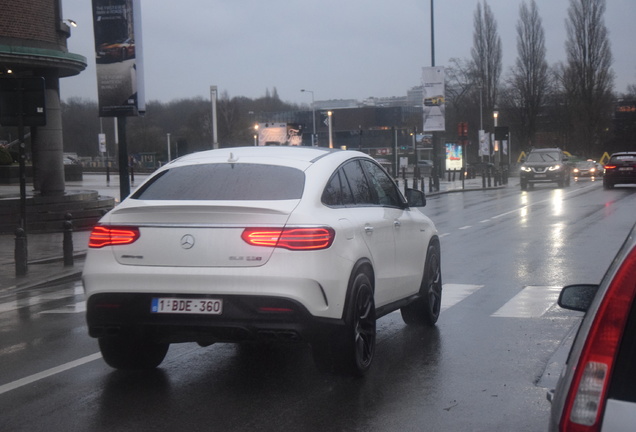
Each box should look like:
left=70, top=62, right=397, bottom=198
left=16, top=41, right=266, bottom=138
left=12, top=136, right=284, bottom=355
left=313, top=260, right=376, bottom=375
left=400, top=236, right=442, bottom=326
left=342, top=258, right=374, bottom=319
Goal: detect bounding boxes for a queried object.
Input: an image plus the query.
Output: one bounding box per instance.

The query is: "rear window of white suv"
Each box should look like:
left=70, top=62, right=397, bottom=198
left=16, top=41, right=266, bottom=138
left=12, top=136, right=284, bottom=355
left=131, top=163, right=305, bottom=200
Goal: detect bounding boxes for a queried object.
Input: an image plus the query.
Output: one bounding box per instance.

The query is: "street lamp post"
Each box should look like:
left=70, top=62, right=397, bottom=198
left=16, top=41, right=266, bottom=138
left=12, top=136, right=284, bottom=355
left=210, top=85, right=218, bottom=149
left=301, top=89, right=316, bottom=146
left=327, top=111, right=333, bottom=149
left=479, top=85, right=483, bottom=131
left=166, top=133, right=171, bottom=162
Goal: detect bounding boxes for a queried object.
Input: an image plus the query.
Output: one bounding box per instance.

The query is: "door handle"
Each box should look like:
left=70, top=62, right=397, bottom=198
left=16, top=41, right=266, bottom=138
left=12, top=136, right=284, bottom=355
left=393, top=220, right=401, bottom=228
left=364, top=225, right=374, bottom=234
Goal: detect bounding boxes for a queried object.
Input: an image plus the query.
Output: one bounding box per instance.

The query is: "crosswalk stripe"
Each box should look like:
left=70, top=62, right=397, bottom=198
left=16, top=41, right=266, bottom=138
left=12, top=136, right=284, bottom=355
left=0, top=284, right=83, bottom=314
left=40, top=301, right=86, bottom=314
left=441, top=283, right=483, bottom=311
left=0, top=283, right=564, bottom=319
left=491, top=285, right=561, bottom=318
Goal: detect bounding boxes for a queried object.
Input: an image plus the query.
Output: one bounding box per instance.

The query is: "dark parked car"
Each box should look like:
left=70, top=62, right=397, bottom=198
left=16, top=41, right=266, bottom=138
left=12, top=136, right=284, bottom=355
left=548, top=222, right=636, bottom=431
left=603, top=152, right=636, bottom=189
left=519, top=148, right=571, bottom=190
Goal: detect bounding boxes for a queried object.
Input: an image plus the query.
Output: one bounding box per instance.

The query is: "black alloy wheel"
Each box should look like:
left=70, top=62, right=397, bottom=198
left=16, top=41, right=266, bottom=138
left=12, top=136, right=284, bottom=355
left=349, top=276, right=376, bottom=374
left=99, top=335, right=169, bottom=370
left=312, top=270, right=376, bottom=376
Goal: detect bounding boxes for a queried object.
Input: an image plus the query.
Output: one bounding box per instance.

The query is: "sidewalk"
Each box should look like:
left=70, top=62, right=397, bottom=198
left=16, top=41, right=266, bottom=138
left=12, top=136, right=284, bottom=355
left=0, top=175, right=508, bottom=293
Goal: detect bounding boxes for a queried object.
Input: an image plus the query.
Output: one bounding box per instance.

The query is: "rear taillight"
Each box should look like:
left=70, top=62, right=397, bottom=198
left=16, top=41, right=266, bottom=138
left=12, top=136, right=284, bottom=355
left=89, top=226, right=140, bottom=248
left=241, top=227, right=335, bottom=250
left=604, top=165, right=616, bottom=170
left=561, top=247, right=636, bottom=431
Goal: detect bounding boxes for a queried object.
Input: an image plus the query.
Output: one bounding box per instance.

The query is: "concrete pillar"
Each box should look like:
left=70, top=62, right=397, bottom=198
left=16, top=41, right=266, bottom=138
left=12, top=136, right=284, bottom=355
left=32, top=70, right=65, bottom=196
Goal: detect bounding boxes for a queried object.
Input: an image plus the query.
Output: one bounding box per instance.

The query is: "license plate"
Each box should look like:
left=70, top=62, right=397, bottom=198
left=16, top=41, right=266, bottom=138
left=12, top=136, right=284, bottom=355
left=619, top=167, right=633, bottom=171
left=534, top=174, right=547, bottom=178
left=151, top=297, right=222, bottom=315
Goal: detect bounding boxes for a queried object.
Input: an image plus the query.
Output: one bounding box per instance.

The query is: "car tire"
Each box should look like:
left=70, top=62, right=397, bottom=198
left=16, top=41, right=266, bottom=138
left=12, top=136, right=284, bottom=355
left=520, top=179, right=528, bottom=190
left=400, top=239, right=442, bottom=326
left=313, top=270, right=376, bottom=376
left=603, top=180, right=613, bottom=189
left=99, top=335, right=169, bottom=370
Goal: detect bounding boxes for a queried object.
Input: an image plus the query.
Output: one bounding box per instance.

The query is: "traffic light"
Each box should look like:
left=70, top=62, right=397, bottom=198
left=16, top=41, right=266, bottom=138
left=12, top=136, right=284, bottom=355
left=457, top=122, right=468, bottom=137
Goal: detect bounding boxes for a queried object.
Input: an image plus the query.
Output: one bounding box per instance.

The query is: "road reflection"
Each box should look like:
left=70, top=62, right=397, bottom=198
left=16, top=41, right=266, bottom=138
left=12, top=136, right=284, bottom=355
left=92, top=322, right=443, bottom=431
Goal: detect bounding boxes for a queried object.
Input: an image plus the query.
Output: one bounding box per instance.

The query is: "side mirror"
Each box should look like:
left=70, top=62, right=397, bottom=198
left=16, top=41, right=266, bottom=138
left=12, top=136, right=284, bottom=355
left=406, top=188, right=426, bottom=207
left=558, top=284, right=599, bottom=312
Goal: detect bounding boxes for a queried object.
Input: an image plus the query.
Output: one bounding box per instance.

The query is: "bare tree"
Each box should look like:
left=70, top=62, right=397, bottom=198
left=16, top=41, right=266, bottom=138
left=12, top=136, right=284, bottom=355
left=471, top=1, right=502, bottom=130
left=446, top=57, right=477, bottom=124
left=562, top=0, right=614, bottom=156
left=621, top=83, right=636, bottom=100
left=506, top=0, right=550, bottom=149
left=445, top=57, right=484, bottom=162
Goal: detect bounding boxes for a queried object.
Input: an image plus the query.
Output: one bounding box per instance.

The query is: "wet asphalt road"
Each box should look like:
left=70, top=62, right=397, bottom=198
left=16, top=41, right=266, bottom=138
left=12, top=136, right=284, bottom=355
left=1, top=178, right=635, bottom=431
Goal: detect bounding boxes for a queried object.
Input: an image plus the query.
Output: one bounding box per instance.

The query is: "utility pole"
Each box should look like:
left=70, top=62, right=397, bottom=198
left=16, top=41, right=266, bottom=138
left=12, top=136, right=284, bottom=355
left=210, top=85, right=218, bottom=149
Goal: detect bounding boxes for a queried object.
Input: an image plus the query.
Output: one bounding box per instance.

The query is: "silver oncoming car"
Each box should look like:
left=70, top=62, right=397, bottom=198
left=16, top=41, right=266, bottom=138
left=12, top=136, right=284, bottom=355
left=82, top=146, right=441, bottom=376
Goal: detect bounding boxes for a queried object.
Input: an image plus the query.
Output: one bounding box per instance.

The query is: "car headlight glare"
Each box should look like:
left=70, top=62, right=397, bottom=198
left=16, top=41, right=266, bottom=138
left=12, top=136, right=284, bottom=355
left=521, top=167, right=531, bottom=172
left=548, top=164, right=561, bottom=171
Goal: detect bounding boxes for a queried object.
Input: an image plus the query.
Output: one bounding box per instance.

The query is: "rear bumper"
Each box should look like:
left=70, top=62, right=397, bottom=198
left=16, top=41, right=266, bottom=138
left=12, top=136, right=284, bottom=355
left=604, top=172, right=636, bottom=185
left=87, top=292, right=344, bottom=345
left=520, top=171, right=567, bottom=183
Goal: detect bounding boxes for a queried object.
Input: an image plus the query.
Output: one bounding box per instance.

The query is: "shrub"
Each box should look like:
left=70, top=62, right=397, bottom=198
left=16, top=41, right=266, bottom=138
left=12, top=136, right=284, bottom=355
left=0, top=147, right=14, bottom=166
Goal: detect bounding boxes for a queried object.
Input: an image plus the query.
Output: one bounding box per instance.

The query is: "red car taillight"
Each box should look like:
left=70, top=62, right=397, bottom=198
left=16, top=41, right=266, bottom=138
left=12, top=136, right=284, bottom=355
left=88, top=226, right=140, bottom=248
left=241, top=227, right=335, bottom=250
left=560, top=246, right=636, bottom=431
left=604, top=165, right=616, bottom=170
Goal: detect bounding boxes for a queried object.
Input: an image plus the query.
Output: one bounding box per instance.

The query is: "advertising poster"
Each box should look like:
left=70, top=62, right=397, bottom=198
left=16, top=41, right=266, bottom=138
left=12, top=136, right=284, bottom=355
left=478, top=129, right=490, bottom=157
left=257, top=123, right=303, bottom=146
left=421, top=67, right=445, bottom=132
left=445, top=143, right=463, bottom=170
left=92, top=0, right=144, bottom=117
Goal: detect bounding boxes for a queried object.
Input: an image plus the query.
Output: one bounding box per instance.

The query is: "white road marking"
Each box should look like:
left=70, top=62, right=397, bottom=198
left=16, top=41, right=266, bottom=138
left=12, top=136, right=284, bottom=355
left=492, top=286, right=561, bottom=318
left=40, top=301, right=86, bottom=314
left=441, top=283, right=483, bottom=311
left=0, top=352, right=102, bottom=396
left=458, top=225, right=472, bottom=230
left=0, top=285, right=83, bottom=314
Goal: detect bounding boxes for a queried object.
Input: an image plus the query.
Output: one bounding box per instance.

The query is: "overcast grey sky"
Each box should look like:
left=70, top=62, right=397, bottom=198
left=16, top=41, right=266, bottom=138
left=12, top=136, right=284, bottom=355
left=60, top=0, right=636, bottom=105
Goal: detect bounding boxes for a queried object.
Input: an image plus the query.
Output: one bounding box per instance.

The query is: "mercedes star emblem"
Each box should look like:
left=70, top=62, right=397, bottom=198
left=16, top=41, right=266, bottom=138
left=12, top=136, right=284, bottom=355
left=180, top=234, right=195, bottom=249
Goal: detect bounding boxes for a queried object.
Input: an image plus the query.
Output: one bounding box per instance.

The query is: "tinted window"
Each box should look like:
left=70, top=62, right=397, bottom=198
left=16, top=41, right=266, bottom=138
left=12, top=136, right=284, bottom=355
left=610, top=155, right=636, bottom=163
left=361, top=160, right=403, bottom=207
left=131, top=163, right=305, bottom=200
left=341, top=160, right=374, bottom=205
left=322, top=170, right=355, bottom=207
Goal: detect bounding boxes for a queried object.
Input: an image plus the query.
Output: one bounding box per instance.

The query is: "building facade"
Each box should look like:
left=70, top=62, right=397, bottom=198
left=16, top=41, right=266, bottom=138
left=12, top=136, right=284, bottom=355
left=0, top=0, right=87, bottom=195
